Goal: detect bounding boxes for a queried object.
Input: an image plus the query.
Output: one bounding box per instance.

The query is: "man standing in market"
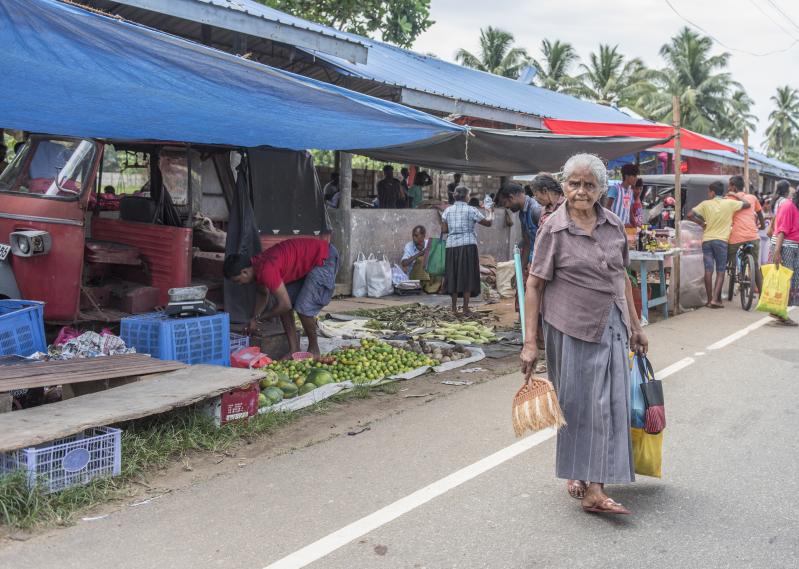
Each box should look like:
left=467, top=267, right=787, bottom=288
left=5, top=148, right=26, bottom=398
left=377, top=165, right=403, bottom=209
left=687, top=180, right=751, bottom=308
left=223, top=238, right=340, bottom=360
left=725, top=174, right=766, bottom=295
left=447, top=173, right=462, bottom=205
left=605, top=163, right=638, bottom=227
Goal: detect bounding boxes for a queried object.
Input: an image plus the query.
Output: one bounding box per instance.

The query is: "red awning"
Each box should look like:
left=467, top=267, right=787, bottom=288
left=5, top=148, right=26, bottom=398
left=542, top=119, right=737, bottom=152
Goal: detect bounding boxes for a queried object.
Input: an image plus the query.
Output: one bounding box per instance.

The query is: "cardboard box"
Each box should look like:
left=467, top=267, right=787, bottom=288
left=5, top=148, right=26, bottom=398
left=199, top=381, right=259, bottom=427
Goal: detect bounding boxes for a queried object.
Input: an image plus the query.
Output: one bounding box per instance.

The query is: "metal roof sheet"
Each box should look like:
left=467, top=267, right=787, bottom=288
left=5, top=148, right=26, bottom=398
left=221, top=1, right=639, bottom=123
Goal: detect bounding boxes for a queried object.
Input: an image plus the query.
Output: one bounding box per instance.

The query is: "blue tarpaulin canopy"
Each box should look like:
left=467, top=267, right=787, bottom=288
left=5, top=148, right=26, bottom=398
left=0, top=0, right=466, bottom=151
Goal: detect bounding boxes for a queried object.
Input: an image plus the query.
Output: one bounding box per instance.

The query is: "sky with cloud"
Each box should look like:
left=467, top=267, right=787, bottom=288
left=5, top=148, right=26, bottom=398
left=411, top=0, right=799, bottom=150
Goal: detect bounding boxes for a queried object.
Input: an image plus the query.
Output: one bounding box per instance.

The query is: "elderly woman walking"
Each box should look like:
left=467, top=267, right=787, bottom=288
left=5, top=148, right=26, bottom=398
left=441, top=185, right=494, bottom=314
left=521, top=154, right=648, bottom=515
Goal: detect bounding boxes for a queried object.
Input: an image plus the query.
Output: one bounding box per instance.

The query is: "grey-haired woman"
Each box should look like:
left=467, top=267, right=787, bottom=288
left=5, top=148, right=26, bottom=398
left=441, top=185, right=494, bottom=314
left=520, top=153, right=648, bottom=515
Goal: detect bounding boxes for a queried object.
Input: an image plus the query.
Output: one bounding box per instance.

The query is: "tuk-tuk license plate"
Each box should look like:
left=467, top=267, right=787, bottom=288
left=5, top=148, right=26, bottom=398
left=0, top=244, right=9, bottom=261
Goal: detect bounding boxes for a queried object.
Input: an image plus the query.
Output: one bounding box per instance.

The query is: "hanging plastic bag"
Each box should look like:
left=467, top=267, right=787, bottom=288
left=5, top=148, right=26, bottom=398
left=631, top=427, right=663, bottom=478
left=630, top=354, right=646, bottom=429
left=352, top=253, right=371, bottom=298
left=425, top=235, right=446, bottom=277
left=755, top=263, right=794, bottom=319
left=392, top=264, right=409, bottom=286
left=366, top=255, right=394, bottom=297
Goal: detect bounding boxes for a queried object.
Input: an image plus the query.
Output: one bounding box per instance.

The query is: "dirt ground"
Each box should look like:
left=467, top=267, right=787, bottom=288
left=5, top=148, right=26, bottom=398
left=1, top=350, right=524, bottom=539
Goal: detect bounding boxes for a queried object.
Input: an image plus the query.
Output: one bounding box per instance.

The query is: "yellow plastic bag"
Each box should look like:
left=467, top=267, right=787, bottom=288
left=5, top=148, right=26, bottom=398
left=631, top=427, right=662, bottom=478
left=755, top=263, right=795, bottom=319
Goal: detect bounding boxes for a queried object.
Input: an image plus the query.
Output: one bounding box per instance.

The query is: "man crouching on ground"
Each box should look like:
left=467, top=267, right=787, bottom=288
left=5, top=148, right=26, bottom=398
left=223, top=238, right=340, bottom=360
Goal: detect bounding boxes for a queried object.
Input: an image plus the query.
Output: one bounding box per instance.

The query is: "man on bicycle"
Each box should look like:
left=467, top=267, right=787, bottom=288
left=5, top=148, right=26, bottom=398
left=725, top=175, right=765, bottom=295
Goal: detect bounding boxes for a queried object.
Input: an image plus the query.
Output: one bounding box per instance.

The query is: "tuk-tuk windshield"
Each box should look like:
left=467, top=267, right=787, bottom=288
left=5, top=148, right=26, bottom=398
left=0, top=137, right=98, bottom=198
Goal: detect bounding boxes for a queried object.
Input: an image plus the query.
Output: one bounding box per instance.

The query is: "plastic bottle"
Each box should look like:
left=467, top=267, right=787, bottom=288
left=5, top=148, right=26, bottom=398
left=483, top=195, right=493, bottom=209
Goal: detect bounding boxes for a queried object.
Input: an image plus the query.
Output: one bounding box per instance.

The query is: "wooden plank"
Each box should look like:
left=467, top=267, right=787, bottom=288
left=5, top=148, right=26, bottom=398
left=0, top=365, right=266, bottom=453
left=0, top=356, right=187, bottom=391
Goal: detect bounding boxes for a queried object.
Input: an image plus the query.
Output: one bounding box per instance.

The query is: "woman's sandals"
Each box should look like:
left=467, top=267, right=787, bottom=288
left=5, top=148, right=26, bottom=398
left=567, top=480, right=586, bottom=499
left=582, top=498, right=631, bottom=515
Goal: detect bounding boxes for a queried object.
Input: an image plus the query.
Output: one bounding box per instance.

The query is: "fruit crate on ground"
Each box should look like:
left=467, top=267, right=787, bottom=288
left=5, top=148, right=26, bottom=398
left=121, top=312, right=231, bottom=366
left=0, top=299, right=46, bottom=357
left=0, top=427, right=121, bottom=494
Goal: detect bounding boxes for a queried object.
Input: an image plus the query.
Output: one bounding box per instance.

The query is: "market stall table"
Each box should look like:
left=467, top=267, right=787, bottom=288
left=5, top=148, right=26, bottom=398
left=629, top=249, right=681, bottom=321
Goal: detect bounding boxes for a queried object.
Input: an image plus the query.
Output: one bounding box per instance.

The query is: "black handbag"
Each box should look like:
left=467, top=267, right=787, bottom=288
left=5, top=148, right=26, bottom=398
left=637, top=356, right=665, bottom=435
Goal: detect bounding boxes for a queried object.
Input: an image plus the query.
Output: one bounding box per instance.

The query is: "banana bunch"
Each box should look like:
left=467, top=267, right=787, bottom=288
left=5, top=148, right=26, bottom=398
left=417, top=321, right=499, bottom=345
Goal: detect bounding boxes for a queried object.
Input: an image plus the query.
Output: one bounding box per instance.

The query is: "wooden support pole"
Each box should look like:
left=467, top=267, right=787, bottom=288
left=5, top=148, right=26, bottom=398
left=339, top=152, right=353, bottom=292
left=743, top=129, right=750, bottom=193
left=672, top=96, right=682, bottom=317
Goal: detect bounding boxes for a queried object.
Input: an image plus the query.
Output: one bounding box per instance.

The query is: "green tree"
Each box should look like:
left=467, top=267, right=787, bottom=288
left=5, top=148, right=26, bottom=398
left=716, top=90, right=758, bottom=144
left=454, top=27, right=529, bottom=79
left=763, top=86, right=799, bottom=159
left=639, top=27, right=745, bottom=136
left=529, top=39, right=581, bottom=92
left=258, top=0, right=434, bottom=48
left=572, top=44, right=654, bottom=110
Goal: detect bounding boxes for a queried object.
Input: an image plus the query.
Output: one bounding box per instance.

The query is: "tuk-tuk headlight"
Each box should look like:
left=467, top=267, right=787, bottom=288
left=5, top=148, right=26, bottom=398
left=10, top=231, right=51, bottom=257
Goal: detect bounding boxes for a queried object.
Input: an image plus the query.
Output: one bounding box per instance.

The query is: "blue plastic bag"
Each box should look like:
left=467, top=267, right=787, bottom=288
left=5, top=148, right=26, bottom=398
left=630, top=354, right=646, bottom=429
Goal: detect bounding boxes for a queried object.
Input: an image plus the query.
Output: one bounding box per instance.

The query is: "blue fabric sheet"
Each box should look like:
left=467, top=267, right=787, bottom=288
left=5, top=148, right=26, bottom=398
left=0, top=0, right=465, bottom=151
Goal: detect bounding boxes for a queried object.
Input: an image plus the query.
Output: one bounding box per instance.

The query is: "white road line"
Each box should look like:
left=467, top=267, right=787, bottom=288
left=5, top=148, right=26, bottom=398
left=654, top=357, right=695, bottom=381
left=264, top=427, right=557, bottom=569
left=706, top=307, right=794, bottom=350
left=265, top=311, right=788, bottom=569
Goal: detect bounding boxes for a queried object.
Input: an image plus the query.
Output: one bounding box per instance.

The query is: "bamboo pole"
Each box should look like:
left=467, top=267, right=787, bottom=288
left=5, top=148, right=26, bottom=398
left=743, top=130, right=750, bottom=193
left=672, top=96, right=682, bottom=317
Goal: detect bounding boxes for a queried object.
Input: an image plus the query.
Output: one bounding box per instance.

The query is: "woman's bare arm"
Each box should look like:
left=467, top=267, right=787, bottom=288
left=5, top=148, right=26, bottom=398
left=520, top=275, right=546, bottom=376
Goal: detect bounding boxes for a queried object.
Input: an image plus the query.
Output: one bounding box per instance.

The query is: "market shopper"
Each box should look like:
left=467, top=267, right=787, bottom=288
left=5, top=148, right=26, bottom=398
left=686, top=181, right=750, bottom=308
left=725, top=175, right=765, bottom=295
left=223, top=238, right=340, bottom=359
left=441, top=185, right=494, bottom=315
left=377, top=165, right=403, bottom=209
left=769, top=189, right=799, bottom=326
left=760, top=197, right=773, bottom=266
left=401, top=225, right=442, bottom=293
left=533, top=173, right=566, bottom=225
left=520, top=153, right=648, bottom=515
left=407, top=171, right=433, bottom=208
left=323, top=172, right=339, bottom=201
left=446, top=173, right=462, bottom=205
left=630, top=178, right=644, bottom=228
left=497, top=182, right=545, bottom=369
left=604, top=163, right=638, bottom=227
left=768, top=180, right=792, bottom=238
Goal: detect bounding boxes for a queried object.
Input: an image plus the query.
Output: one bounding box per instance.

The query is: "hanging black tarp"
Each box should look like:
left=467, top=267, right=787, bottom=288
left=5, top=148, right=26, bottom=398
left=354, top=128, right=670, bottom=175
left=249, top=147, right=331, bottom=237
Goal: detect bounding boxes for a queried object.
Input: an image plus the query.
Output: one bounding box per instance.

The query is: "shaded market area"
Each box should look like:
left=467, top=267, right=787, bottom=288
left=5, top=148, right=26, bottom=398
left=1, top=0, right=799, bottom=556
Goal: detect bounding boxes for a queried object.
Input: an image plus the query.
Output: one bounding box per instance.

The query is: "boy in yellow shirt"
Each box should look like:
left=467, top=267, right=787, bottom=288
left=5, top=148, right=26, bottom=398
left=687, top=181, right=751, bottom=308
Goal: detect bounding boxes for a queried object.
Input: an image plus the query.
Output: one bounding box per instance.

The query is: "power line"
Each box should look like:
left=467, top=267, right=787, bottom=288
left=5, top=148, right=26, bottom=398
left=663, top=0, right=799, bottom=56
left=764, top=0, right=799, bottom=35
left=750, top=0, right=799, bottom=40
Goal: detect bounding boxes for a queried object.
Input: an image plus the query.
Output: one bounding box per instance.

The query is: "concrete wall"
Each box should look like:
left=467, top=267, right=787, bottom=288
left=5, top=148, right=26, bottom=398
left=332, top=207, right=522, bottom=291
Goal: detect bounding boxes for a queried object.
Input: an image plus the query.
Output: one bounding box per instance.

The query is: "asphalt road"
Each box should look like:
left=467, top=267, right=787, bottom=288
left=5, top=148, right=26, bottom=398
left=2, top=305, right=797, bottom=568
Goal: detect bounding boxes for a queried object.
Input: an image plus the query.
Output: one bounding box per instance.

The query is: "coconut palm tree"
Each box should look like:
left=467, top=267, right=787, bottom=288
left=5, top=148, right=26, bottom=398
left=763, top=86, right=799, bottom=158
left=639, top=27, right=744, bottom=136
left=455, top=27, right=529, bottom=79
left=717, top=90, right=758, bottom=144
left=572, top=44, right=654, bottom=110
left=529, top=39, right=581, bottom=92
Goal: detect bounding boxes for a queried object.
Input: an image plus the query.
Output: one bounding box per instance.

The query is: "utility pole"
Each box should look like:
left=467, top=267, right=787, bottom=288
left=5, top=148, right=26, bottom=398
left=672, top=96, right=682, bottom=317
left=743, top=130, right=750, bottom=193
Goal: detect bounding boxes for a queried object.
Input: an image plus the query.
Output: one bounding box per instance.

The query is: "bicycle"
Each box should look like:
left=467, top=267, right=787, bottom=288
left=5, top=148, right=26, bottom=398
left=726, top=242, right=756, bottom=311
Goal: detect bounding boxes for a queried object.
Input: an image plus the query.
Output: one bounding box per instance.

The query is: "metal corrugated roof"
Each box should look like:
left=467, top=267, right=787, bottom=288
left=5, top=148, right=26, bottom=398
left=220, top=1, right=640, bottom=123
left=693, top=134, right=799, bottom=178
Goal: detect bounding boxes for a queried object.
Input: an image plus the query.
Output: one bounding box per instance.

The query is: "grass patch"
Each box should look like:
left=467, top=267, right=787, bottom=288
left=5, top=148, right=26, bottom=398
left=0, top=378, right=403, bottom=529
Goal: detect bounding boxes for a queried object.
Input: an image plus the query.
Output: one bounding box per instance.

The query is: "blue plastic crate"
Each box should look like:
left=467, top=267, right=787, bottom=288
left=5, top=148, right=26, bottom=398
left=120, top=312, right=231, bottom=366
left=0, top=299, right=46, bottom=357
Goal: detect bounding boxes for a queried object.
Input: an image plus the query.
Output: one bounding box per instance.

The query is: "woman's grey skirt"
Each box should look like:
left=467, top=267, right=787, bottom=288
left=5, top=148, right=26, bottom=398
left=543, top=303, right=635, bottom=484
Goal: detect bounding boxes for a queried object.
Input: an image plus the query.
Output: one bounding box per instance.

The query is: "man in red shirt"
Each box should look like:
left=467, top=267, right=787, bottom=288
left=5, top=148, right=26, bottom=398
left=223, top=239, right=340, bottom=359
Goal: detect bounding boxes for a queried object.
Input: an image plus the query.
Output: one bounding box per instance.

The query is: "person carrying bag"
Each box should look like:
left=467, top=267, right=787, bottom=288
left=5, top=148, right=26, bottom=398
left=630, top=355, right=664, bottom=478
